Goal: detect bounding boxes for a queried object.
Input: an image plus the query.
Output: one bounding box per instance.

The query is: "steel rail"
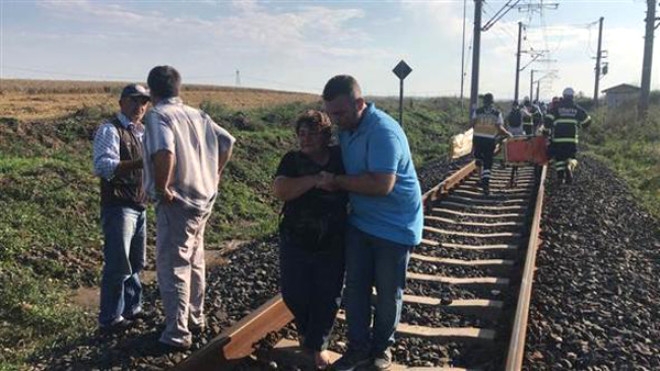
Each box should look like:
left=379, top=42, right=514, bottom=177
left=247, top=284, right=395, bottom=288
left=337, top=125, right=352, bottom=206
left=504, top=165, right=547, bottom=370
left=423, top=160, right=476, bottom=210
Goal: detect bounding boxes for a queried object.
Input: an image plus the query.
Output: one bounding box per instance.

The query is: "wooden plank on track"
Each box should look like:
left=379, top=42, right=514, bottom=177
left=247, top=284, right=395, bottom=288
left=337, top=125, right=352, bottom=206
left=402, top=295, right=503, bottom=319
left=446, top=195, right=528, bottom=204
left=407, top=272, right=510, bottom=289
left=441, top=201, right=526, bottom=211
left=453, top=189, right=531, bottom=197
left=430, top=208, right=521, bottom=219
left=441, top=242, right=518, bottom=251
left=420, top=238, right=440, bottom=247
left=424, top=226, right=521, bottom=238
left=410, top=253, right=514, bottom=268
left=402, top=295, right=503, bottom=309
left=457, top=186, right=533, bottom=194
left=425, top=215, right=523, bottom=227
left=336, top=312, right=496, bottom=343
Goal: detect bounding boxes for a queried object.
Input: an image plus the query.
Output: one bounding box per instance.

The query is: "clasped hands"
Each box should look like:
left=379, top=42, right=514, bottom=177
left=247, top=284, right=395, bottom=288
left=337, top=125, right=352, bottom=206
left=315, top=171, right=340, bottom=192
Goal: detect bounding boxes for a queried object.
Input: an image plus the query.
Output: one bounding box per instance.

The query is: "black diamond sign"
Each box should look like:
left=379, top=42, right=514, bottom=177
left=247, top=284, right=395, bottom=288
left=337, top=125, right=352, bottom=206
left=393, top=60, right=412, bottom=80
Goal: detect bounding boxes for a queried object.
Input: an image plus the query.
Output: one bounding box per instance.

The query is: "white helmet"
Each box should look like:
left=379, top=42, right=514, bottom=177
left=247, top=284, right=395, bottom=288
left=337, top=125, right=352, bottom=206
left=562, top=87, right=575, bottom=97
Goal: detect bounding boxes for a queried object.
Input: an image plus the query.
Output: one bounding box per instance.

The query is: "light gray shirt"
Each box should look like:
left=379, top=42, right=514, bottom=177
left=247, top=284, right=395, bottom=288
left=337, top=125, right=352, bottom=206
left=143, top=97, right=235, bottom=212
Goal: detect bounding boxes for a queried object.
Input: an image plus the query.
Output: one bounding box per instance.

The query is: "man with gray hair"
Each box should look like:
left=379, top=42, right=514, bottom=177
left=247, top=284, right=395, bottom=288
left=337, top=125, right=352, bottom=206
left=93, top=83, right=150, bottom=332
left=143, top=65, right=235, bottom=350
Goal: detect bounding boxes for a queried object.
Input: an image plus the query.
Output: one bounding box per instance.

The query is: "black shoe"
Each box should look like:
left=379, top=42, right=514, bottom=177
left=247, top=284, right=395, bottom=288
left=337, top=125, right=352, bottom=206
left=99, top=319, right=134, bottom=334
left=482, top=183, right=490, bottom=196
left=333, top=347, right=372, bottom=371
left=157, top=340, right=192, bottom=353
left=190, top=324, right=206, bottom=336
left=123, top=311, right=146, bottom=321
left=565, top=169, right=573, bottom=184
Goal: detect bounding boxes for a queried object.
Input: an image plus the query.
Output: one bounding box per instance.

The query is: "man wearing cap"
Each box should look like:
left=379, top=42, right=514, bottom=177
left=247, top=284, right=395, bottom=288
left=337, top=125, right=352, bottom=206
left=544, top=87, right=591, bottom=184
left=143, top=65, right=235, bottom=350
left=471, top=93, right=512, bottom=195
left=92, top=83, right=150, bottom=332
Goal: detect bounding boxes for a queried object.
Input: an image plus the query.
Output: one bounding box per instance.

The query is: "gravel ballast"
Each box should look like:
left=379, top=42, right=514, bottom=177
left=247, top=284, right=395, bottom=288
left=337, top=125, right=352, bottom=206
left=524, top=155, right=660, bottom=370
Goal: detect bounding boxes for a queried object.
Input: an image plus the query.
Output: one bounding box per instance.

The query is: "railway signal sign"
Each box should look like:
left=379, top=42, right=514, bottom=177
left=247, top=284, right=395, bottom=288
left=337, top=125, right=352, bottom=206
left=393, top=60, right=412, bottom=80
left=392, top=60, right=412, bottom=126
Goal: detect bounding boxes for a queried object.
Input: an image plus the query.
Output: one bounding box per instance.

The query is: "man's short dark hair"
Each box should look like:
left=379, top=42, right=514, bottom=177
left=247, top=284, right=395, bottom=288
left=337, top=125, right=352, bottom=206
left=322, top=75, right=362, bottom=101
left=147, top=65, right=181, bottom=99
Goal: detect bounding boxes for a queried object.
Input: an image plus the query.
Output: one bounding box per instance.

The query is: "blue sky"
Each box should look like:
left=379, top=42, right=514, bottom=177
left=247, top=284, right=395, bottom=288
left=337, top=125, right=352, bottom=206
left=0, top=0, right=656, bottom=101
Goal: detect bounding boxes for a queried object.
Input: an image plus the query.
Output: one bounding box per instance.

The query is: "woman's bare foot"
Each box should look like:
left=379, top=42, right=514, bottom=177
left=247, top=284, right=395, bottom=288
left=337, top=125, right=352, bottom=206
left=314, top=350, right=331, bottom=370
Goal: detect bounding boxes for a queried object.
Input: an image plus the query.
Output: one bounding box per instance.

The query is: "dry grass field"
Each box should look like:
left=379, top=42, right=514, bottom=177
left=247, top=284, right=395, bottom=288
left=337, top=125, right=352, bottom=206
left=0, top=79, right=319, bottom=121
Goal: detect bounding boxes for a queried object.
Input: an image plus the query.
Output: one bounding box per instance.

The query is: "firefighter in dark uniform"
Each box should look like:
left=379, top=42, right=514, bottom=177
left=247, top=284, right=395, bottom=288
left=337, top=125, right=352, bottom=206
left=471, top=93, right=512, bottom=195
left=522, top=97, right=543, bottom=135
left=544, top=87, right=591, bottom=184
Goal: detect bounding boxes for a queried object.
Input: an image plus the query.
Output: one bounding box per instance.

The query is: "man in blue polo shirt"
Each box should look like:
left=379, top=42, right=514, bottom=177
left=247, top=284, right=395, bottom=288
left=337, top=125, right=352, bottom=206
left=319, top=75, right=423, bottom=371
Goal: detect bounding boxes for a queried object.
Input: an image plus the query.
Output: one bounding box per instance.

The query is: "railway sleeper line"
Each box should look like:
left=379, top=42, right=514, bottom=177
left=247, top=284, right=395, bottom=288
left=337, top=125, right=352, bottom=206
left=174, top=161, right=547, bottom=371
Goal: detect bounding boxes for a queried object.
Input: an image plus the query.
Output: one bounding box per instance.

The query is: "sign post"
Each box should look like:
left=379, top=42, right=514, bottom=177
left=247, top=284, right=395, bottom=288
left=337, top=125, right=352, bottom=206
left=392, top=60, right=412, bottom=126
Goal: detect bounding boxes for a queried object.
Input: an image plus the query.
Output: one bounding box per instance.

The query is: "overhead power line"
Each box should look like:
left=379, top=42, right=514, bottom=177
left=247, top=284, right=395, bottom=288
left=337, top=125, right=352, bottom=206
left=482, top=0, right=522, bottom=31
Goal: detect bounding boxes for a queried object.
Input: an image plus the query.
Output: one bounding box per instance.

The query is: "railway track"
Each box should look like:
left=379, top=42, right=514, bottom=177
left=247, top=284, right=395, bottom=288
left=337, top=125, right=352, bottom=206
left=174, top=161, right=547, bottom=370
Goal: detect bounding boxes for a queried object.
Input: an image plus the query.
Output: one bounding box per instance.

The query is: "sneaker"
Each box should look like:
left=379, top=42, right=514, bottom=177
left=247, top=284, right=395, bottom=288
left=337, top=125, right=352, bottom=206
left=332, top=347, right=372, bottom=371
left=373, top=348, right=392, bottom=370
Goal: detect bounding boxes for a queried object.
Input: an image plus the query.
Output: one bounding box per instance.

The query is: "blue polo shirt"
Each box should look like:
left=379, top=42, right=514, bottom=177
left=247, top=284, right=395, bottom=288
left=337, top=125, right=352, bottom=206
left=339, top=103, right=423, bottom=246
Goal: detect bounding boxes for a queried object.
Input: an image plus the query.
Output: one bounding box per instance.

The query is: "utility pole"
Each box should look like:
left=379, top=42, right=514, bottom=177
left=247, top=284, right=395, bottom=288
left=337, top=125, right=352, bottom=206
left=639, top=0, right=656, bottom=118
left=460, top=0, right=467, bottom=111
left=469, top=0, right=483, bottom=117
left=535, top=80, right=540, bottom=102
left=514, top=22, right=523, bottom=103
left=593, top=17, right=604, bottom=106
left=529, top=70, right=535, bottom=100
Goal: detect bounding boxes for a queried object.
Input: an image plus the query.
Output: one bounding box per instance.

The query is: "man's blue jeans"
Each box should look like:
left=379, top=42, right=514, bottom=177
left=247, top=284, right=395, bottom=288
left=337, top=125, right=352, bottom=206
left=99, top=205, right=146, bottom=326
left=344, top=225, right=412, bottom=354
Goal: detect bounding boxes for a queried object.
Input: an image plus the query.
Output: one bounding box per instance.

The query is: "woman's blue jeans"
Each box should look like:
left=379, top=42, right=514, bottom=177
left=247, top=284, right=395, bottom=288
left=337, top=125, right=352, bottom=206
left=279, top=233, right=345, bottom=351
left=98, top=205, right=146, bottom=326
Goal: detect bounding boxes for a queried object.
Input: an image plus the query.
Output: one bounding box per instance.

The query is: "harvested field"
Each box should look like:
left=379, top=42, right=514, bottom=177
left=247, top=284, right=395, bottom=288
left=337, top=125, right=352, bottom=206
left=0, top=79, right=318, bottom=121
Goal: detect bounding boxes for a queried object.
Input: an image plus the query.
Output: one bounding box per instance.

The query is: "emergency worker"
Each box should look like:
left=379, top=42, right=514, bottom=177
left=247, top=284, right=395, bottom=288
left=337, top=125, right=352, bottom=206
left=506, top=101, right=525, bottom=137
left=522, top=97, right=542, bottom=135
left=544, top=87, right=591, bottom=184
left=471, top=93, right=512, bottom=195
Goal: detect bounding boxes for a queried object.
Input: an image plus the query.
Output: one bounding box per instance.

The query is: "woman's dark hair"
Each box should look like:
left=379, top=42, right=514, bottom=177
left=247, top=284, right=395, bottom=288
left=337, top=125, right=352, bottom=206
left=295, top=110, right=332, bottom=142
left=322, top=75, right=361, bottom=101
left=147, top=65, right=181, bottom=99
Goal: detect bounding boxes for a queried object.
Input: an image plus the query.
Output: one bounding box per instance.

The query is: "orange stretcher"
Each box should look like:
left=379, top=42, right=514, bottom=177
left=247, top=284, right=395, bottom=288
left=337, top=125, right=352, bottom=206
left=503, top=136, right=549, bottom=165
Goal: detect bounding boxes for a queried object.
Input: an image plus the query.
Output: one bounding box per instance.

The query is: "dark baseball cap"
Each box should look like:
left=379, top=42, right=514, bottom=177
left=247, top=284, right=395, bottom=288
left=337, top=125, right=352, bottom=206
left=120, top=84, right=150, bottom=99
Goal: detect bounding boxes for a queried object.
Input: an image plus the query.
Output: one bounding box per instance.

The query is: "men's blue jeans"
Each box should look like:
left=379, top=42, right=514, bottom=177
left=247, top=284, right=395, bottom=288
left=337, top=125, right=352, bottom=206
left=343, top=225, right=412, bottom=354
left=99, top=205, right=146, bottom=326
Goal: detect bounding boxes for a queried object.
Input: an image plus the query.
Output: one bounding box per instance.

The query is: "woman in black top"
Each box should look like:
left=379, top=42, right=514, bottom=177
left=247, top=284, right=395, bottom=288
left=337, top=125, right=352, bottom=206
left=273, top=110, right=347, bottom=369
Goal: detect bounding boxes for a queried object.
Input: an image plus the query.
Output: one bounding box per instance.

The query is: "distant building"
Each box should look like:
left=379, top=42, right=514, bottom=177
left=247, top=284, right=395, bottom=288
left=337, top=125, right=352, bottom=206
left=601, top=84, right=640, bottom=108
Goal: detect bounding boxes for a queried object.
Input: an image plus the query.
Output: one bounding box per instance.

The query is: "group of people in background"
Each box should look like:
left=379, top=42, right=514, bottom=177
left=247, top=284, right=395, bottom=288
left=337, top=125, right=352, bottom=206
left=93, top=70, right=422, bottom=370
left=471, top=87, right=592, bottom=195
